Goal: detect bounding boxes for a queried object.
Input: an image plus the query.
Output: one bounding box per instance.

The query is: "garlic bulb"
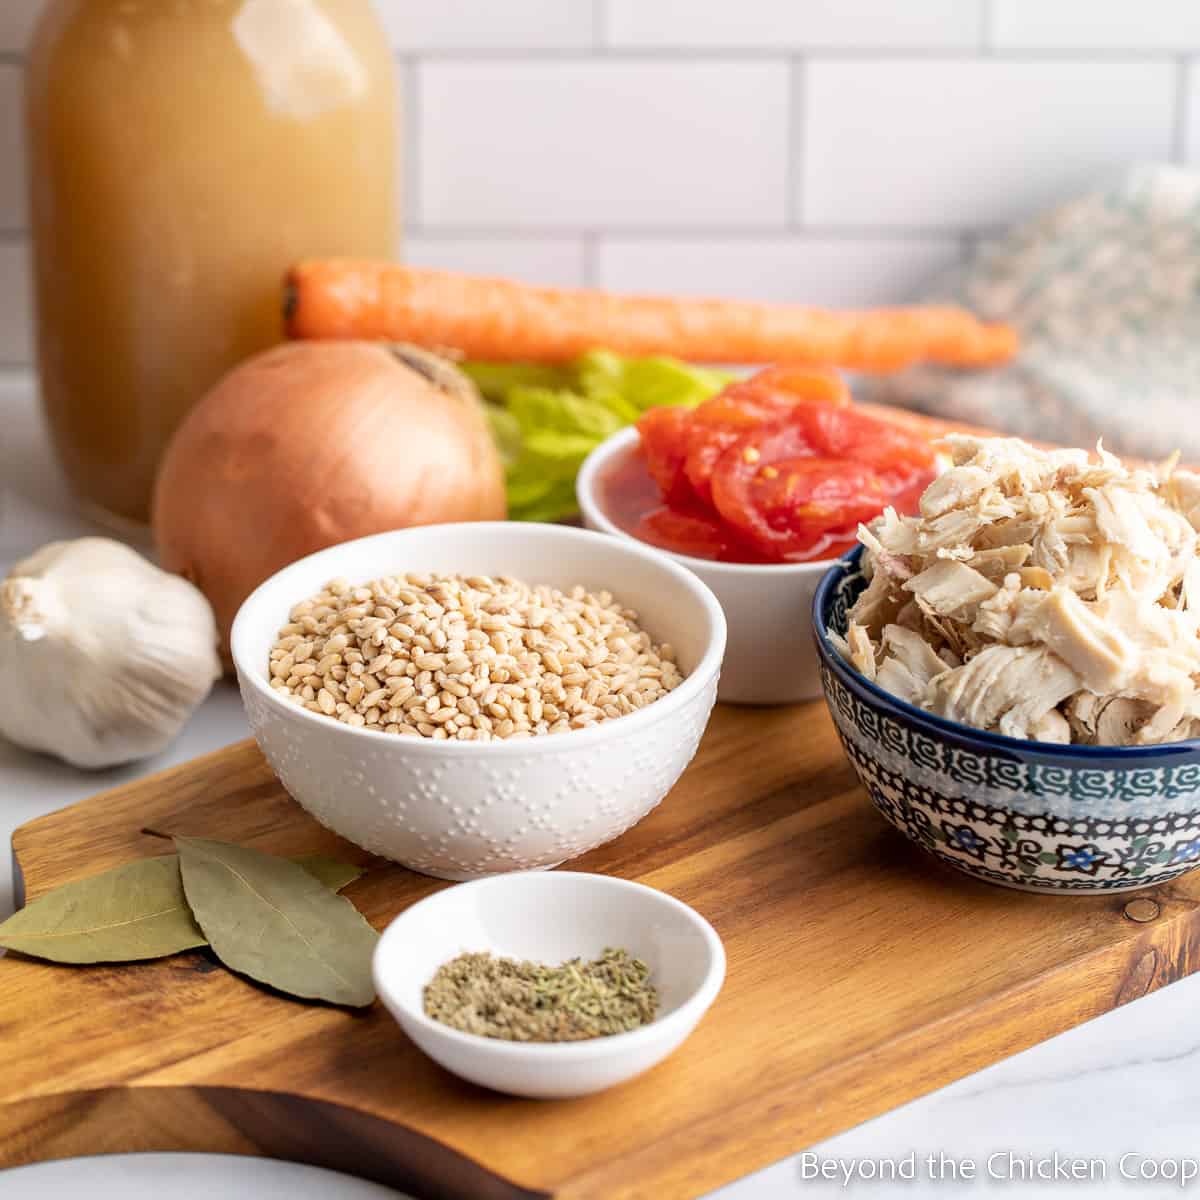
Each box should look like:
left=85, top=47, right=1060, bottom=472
left=0, top=538, right=221, bottom=768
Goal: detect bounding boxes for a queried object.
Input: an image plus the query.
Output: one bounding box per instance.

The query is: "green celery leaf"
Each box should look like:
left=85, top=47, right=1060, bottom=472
left=460, top=361, right=573, bottom=403
left=505, top=472, right=559, bottom=510
left=507, top=386, right=625, bottom=441
left=466, top=350, right=732, bottom=522
left=617, top=355, right=734, bottom=410
left=522, top=429, right=604, bottom=469
left=576, top=349, right=732, bottom=411
left=573, top=347, right=625, bottom=393
left=485, top=405, right=523, bottom=468
left=511, top=479, right=582, bottom=523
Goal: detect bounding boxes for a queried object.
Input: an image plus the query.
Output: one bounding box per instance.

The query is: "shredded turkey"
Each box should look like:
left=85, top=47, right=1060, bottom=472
left=837, top=435, right=1200, bottom=745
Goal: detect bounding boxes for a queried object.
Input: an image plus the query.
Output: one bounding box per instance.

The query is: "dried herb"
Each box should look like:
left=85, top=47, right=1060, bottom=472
left=172, top=835, right=378, bottom=1007
left=0, top=851, right=363, bottom=966
left=0, top=855, right=203, bottom=964
left=292, top=854, right=366, bottom=894
left=423, top=948, right=659, bottom=1042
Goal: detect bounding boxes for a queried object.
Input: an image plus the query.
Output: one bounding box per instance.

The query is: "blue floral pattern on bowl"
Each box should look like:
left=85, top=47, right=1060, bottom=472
left=813, top=548, right=1200, bottom=893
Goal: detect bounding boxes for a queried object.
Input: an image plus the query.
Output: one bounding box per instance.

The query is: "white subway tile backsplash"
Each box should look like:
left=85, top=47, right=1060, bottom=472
left=1186, top=62, right=1200, bottom=164
left=417, top=61, right=789, bottom=230
left=0, top=0, right=41, bottom=52
left=595, top=236, right=961, bottom=307
left=1, top=2, right=1197, bottom=374
left=0, top=241, right=32, bottom=364
left=605, top=0, right=981, bottom=51
left=7, top=1, right=597, bottom=54
left=404, top=236, right=588, bottom=286
left=802, top=61, right=1176, bottom=230
left=0, top=68, right=25, bottom=230
left=378, top=0, right=594, bottom=51
left=991, top=1, right=1200, bottom=50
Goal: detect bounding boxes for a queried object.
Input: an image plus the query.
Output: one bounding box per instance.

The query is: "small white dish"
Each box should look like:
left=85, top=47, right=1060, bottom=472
left=231, top=522, right=726, bottom=880
left=373, top=871, right=725, bottom=1098
left=577, top=427, right=838, bottom=706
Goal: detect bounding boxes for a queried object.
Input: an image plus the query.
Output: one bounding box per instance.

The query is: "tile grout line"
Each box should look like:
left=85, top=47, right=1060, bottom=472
left=400, top=54, right=421, bottom=232
left=351, top=47, right=1197, bottom=63
left=978, top=0, right=994, bottom=54
left=0, top=226, right=1003, bottom=244
left=1188, top=56, right=1197, bottom=162
left=582, top=233, right=599, bottom=287
left=385, top=225, right=985, bottom=241
left=1172, top=56, right=1191, bottom=164
left=787, top=57, right=804, bottom=231
left=592, top=0, right=607, bottom=50
left=5, top=46, right=1200, bottom=64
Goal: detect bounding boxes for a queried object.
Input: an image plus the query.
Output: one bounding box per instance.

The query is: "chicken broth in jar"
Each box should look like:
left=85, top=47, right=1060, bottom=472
left=26, top=0, right=397, bottom=525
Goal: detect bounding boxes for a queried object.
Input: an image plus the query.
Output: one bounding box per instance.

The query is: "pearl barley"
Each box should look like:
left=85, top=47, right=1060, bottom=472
left=268, top=573, right=683, bottom=742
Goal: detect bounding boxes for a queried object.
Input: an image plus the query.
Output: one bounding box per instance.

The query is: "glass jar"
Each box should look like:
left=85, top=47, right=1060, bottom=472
left=26, top=0, right=397, bottom=526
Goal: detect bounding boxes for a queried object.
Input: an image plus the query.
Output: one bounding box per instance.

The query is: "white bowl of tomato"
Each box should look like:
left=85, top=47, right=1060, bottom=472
left=576, top=366, right=939, bottom=705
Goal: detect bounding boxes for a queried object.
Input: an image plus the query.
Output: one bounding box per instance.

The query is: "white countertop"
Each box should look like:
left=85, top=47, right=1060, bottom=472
left=3, top=370, right=1198, bottom=1200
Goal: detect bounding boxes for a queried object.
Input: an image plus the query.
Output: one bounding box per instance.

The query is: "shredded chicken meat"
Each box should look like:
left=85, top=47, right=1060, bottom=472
left=838, top=435, right=1200, bottom=745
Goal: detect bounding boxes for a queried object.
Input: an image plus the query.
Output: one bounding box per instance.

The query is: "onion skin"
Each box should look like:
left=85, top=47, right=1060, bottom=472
left=152, top=341, right=506, bottom=660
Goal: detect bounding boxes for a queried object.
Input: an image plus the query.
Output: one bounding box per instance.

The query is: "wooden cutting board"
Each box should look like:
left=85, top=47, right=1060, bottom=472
left=4, top=702, right=1199, bottom=1200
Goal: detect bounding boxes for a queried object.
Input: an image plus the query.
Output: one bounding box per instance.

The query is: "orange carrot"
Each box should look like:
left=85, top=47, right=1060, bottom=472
left=857, top=402, right=1002, bottom=443
left=285, top=261, right=1017, bottom=371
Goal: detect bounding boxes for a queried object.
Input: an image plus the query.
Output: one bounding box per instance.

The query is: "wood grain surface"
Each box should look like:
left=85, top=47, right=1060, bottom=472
left=4, top=703, right=1200, bottom=1199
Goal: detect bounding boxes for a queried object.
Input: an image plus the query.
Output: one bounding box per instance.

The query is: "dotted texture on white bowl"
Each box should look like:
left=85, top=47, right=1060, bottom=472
left=240, top=675, right=718, bottom=880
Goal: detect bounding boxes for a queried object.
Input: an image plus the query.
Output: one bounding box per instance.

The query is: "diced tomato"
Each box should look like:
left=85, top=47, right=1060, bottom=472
left=637, top=507, right=731, bottom=561
left=620, top=365, right=936, bottom=564
left=880, top=470, right=931, bottom=514
left=735, top=364, right=851, bottom=409
left=683, top=427, right=738, bottom=507
left=711, top=439, right=887, bottom=560
left=776, top=405, right=937, bottom=506
left=681, top=394, right=769, bottom=507
left=710, top=367, right=850, bottom=437
left=789, top=405, right=935, bottom=468
left=636, top=406, right=693, bottom=505
left=799, top=531, right=861, bottom=561
left=691, top=393, right=768, bottom=429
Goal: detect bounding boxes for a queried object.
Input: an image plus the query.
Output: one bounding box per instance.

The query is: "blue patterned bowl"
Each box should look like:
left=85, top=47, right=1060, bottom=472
left=812, top=548, right=1200, bottom=893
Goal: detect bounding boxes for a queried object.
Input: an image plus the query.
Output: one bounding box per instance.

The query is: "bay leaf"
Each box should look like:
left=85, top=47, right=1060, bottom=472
left=0, top=855, right=204, bottom=963
left=0, top=852, right=364, bottom=965
left=174, top=836, right=378, bottom=1007
left=293, top=855, right=365, bottom=893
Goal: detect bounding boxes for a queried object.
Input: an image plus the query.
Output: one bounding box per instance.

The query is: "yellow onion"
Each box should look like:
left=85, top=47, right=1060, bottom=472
left=153, top=341, right=506, bottom=658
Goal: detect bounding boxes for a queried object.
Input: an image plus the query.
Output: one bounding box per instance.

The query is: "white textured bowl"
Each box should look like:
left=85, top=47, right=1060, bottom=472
left=577, top=427, right=836, bottom=706
left=230, top=522, right=725, bottom=879
left=373, top=871, right=725, bottom=1098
